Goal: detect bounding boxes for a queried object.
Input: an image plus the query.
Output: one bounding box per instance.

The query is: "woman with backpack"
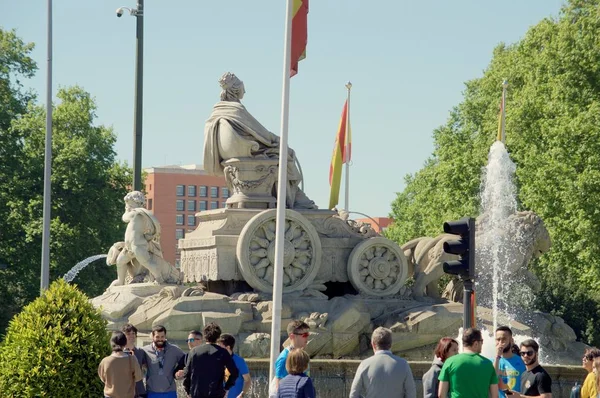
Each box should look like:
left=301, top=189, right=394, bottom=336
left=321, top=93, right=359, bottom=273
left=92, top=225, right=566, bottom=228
left=98, top=331, right=143, bottom=398
left=422, top=337, right=459, bottom=398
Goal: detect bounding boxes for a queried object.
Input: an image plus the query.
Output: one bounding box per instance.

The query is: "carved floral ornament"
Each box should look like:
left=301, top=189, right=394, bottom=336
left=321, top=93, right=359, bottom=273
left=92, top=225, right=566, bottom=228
left=236, top=210, right=322, bottom=293
left=347, top=237, right=409, bottom=296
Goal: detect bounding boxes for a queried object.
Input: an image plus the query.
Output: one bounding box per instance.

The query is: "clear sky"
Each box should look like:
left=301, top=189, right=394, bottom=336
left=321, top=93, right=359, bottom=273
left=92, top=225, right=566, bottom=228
left=1, top=0, right=563, bottom=218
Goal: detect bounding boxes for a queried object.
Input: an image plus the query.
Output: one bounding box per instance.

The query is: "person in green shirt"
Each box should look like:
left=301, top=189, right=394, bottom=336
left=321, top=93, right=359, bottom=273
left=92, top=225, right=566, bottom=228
left=439, top=328, right=499, bottom=398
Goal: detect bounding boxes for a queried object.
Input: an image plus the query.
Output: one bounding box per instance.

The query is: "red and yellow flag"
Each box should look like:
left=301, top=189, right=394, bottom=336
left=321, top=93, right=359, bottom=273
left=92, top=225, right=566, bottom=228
left=328, top=100, right=351, bottom=209
left=291, top=0, right=308, bottom=77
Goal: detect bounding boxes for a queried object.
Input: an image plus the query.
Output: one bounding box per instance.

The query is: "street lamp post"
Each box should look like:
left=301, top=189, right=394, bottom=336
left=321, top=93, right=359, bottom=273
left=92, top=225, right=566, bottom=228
left=117, top=0, right=144, bottom=191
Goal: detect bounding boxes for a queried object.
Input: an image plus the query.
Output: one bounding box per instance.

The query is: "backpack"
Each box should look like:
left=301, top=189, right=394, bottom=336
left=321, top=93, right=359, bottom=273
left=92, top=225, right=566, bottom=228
left=570, top=382, right=581, bottom=398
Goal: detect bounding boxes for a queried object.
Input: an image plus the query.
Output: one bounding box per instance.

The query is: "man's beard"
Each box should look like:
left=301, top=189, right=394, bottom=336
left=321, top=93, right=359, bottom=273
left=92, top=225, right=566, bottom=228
left=154, top=340, right=166, bottom=348
left=524, top=354, right=537, bottom=365
left=503, top=344, right=511, bottom=353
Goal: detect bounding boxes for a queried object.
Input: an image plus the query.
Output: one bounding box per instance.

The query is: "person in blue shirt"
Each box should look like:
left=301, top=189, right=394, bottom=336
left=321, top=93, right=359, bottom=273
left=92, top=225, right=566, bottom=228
left=277, top=348, right=315, bottom=398
left=217, top=333, right=251, bottom=398
left=275, top=319, right=310, bottom=388
left=493, top=326, right=526, bottom=397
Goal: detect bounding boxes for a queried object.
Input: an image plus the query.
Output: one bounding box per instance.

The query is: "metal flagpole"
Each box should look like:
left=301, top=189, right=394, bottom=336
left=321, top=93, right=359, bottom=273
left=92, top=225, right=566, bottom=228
left=501, top=79, right=508, bottom=143
left=40, top=0, right=53, bottom=293
left=344, top=82, right=351, bottom=212
left=269, top=0, right=293, bottom=384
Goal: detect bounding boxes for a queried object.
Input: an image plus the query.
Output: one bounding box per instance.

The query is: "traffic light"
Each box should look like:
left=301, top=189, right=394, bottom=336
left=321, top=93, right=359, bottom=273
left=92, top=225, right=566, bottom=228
left=442, top=217, right=475, bottom=280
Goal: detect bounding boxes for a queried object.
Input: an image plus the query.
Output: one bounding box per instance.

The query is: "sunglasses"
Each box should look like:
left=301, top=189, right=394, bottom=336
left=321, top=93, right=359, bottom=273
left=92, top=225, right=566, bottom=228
left=520, top=350, right=535, bottom=357
left=187, top=338, right=201, bottom=343
left=294, top=332, right=310, bottom=338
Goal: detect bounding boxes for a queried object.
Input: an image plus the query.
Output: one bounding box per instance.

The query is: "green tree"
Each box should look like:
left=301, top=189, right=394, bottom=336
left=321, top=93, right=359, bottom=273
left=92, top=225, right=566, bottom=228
left=0, top=279, right=110, bottom=397
left=387, top=0, right=600, bottom=345
left=0, top=28, right=131, bottom=335
left=0, top=28, right=38, bottom=336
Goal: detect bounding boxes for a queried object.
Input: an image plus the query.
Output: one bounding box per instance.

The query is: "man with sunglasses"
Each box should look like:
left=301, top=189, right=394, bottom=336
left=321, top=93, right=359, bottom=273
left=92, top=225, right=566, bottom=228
left=275, top=320, right=311, bottom=386
left=175, top=330, right=203, bottom=380
left=183, top=322, right=239, bottom=398
left=511, top=340, right=552, bottom=398
left=142, top=325, right=185, bottom=398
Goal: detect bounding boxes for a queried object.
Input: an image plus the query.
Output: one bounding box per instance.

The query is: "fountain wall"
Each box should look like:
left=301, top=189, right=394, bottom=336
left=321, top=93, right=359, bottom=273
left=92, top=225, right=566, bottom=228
left=173, top=359, right=586, bottom=398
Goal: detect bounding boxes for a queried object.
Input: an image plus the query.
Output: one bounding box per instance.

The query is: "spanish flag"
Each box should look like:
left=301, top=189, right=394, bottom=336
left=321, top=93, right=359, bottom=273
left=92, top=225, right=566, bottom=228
left=328, top=100, right=351, bottom=209
left=291, top=0, right=308, bottom=77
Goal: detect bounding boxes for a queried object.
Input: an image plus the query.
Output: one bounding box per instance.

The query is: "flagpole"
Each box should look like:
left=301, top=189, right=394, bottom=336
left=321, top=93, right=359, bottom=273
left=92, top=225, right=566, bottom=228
left=269, top=0, right=293, bottom=384
left=500, top=79, right=508, bottom=143
left=40, top=0, right=53, bottom=293
left=344, top=82, right=352, bottom=212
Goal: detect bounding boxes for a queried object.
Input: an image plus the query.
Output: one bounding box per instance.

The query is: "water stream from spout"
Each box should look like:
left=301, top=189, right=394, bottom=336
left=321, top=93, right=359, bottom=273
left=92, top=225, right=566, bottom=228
left=478, top=141, right=517, bottom=331
left=62, top=254, right=108, bottom=283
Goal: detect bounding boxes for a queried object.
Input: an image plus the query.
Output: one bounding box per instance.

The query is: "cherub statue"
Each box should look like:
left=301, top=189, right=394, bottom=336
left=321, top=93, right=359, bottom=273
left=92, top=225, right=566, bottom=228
left=106, top=191, right=182, bottom=286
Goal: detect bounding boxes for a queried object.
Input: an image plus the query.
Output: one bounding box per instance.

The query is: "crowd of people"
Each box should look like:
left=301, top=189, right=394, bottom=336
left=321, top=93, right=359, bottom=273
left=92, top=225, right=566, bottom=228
left=97, top=321, right=598, bottom=398
left=423, top=327, right=552, bottom=398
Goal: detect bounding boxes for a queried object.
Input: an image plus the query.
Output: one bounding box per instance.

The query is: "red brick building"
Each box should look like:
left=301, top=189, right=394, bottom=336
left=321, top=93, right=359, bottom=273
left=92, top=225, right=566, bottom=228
left=144, top=165, right=228, bottom=266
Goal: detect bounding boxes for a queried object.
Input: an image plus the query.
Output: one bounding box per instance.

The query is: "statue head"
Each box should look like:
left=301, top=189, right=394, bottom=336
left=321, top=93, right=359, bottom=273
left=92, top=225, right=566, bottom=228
left=124, top=191, right=146, bottom=211
left=219, top=72, right=245, bottom=102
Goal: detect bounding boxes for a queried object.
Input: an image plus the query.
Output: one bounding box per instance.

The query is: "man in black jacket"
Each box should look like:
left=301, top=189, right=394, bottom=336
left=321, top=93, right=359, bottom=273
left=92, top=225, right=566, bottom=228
left=183, top=322, right=239, bottom=398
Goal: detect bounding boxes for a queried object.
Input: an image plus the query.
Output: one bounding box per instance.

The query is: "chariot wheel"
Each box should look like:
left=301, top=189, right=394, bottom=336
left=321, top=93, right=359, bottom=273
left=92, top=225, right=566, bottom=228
left=236, top=209, right=322, bottom=293
left=347, top=237, right=408, bottom=296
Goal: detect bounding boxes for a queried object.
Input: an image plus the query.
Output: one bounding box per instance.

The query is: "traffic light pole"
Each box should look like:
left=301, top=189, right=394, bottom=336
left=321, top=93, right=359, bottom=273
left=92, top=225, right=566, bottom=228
left=463, top=279, right=474, bottom=330
left=442, top=217, right=476, bottom=330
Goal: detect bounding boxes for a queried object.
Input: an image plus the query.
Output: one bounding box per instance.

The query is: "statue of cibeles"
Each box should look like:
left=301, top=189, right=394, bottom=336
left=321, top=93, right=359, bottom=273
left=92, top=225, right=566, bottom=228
left=203, top=72, right=316, bottom=209
left=106, top=191, right=182, bottom=286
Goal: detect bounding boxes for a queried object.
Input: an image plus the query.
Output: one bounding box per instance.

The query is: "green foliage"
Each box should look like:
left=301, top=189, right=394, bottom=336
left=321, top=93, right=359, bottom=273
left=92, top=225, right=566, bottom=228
left=0, top=27, right=132, bottom=336
left=0, top=279, right=110, bottom=397
left=388, top=0, right=600, bottom=345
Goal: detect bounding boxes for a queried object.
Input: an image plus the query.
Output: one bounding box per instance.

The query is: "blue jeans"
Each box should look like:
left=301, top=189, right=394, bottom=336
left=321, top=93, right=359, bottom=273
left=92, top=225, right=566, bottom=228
left=147, top=392, right=177, bottom=398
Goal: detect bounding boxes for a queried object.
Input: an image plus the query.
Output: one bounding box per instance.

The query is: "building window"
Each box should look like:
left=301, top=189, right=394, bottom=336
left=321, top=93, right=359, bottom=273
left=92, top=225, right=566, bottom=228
left=175, top=259, right=181, bottom=268
left=187, top=185, right=196, bottom=197
left=176, top=200, right=184, bottom=211
left=147, top=198, right=153, bottom=210
left=187, top=215, right=196, bottom=226
left=199, top=186, right=207, bottom=197
left=176, top=185, right=185, bottom=196
left=176, top=229, right=184, bottom=239
left=187, top=200, right=196, bottom=212
left=221, top=202, right=227, bottom=208
left=199, top=201, right=207, bottom=211
left=211, top=187, right=219, bottom=198
left=222, top=187, right=229, bottom=198
left=176, top=214, right=184, bottom=225
left=210, top=201, right=219, bottom=209
left=149, top=184, right=152, bottom=191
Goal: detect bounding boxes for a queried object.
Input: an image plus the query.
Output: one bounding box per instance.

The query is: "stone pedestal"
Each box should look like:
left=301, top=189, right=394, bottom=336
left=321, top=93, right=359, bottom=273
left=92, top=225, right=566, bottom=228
left=91, top=283, right=167, bottom=329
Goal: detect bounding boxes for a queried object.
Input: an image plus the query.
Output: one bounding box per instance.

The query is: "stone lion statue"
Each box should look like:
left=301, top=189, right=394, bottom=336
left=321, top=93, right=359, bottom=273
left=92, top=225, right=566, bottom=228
left=402, top=211, right=551, bottom=299
left=107, top=191, right=182, bottom=286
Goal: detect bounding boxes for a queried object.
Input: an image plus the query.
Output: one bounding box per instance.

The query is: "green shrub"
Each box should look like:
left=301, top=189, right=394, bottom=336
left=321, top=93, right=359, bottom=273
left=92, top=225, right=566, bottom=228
left=0, top=279, right=110, bottom=397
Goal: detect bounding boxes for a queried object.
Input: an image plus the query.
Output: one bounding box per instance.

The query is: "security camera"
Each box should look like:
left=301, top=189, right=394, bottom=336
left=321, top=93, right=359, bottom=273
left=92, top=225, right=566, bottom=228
left=116, top=7, right=125, bottom=17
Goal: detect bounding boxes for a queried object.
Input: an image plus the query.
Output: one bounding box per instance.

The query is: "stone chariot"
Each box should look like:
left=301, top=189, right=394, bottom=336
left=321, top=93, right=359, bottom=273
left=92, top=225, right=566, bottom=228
left=179, top=160, right=409, bottom=298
